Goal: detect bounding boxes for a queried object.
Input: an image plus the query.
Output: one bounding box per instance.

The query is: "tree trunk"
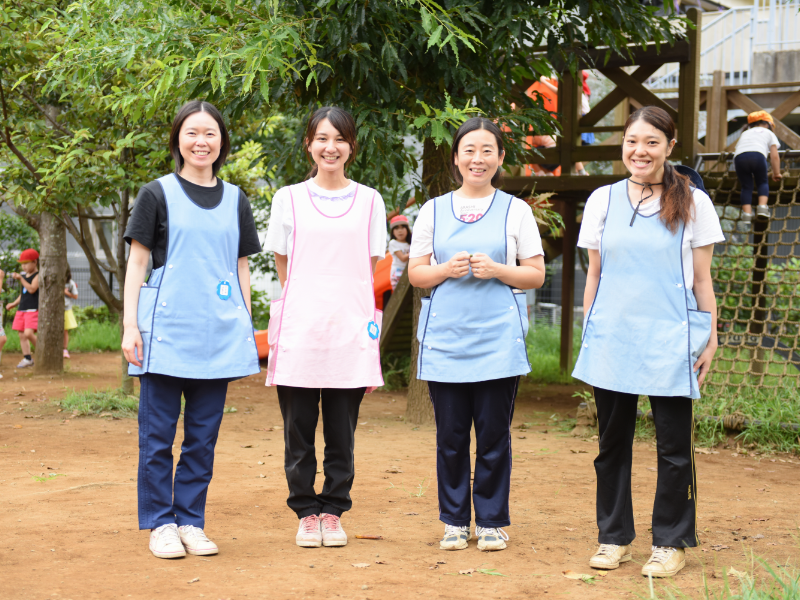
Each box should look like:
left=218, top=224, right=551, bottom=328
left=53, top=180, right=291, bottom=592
left=405, top=138, right=451, bottom=425
left=117, top=190, right=133, bottom=394
left=35, top=212, right=66, bottom=374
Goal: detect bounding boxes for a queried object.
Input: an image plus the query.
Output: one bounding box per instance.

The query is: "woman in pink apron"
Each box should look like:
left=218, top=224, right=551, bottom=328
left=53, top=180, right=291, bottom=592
left=264, top=107, right=386, bottom=548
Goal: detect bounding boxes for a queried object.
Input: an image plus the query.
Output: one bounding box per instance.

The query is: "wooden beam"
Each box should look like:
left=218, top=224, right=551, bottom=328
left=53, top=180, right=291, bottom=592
left=579, top=40, right=692, bottom=69
left=726, top=90, right=800, bottom=150
left=501, top=175, right=624, bottom=195
left=706, top=71, right=723, bottom=153
left=677, top=8, right=701, bottom=166
left=579, top=64, right=661, bottom=127
left=529, top=145, right=622, bottom=164
left=379, top=268, right=412, bottom=354
left=599, top=67, right=679, bottom=122
left=558, top=71, right=580, bottom=175
left=559, top=201, right=577, bottom=375
left=771, top=88, right=800, bottom=121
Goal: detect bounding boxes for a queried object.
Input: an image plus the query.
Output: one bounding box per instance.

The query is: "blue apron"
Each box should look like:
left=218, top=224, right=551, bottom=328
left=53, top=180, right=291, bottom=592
left=417, top=191, right=530, bottom=383
left=572, top=180, right=711, bottom=399
left=129, top=174, right=260, bottom=380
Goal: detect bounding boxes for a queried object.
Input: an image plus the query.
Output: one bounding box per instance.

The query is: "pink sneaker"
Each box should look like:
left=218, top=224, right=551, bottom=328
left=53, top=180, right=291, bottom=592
left=320, top=513, right=347, bottom=547
left=63, top=349, right=70, bottom=359
left=296, top=514, right=322, bottom=548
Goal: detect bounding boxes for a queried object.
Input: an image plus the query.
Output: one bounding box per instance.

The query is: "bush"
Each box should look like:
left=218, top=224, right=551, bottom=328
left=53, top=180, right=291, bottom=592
left=56, top=388, right=138, bottom=418
left=72, top=305, right=118, bottom=325
left=250, top=288, right=271, bottom=331
left=525, top=322, right=582, bottom=384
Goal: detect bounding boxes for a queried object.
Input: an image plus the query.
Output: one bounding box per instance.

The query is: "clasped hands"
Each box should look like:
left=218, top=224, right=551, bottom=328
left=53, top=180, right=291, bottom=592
left=442, top=251, right=501, bottom=280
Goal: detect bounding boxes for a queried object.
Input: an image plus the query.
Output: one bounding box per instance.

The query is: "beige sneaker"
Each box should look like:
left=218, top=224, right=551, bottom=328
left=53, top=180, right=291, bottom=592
left=178, top=525, right=218, bottom=556
left=149, top=523, right=186, bottom=559
left=320, top=513, right=347, bottom=547
left=642, top=546, right=686, bottom=578
left=296, top=514, right=322, bottom=548
left=440, top=524, right=471, bottom=550
left=589, top=544, right=632, bottom=570
left=476, top=526, right=508, bottom=551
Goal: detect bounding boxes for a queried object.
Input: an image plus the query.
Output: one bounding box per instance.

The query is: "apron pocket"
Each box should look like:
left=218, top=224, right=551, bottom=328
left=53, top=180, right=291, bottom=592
left=513, top=292, right=529, bottom=338
left=417, top=296, right=431, bottom=343
left=137, top=286, right=159, bottom=334
left=688, top=309, right=712, bottom=358
left=267, top=298, right=284, bottom=346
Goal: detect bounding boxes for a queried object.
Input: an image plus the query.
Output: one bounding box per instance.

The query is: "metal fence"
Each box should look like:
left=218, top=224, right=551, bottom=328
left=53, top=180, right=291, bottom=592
left=70, top=267, right=120, bottom=309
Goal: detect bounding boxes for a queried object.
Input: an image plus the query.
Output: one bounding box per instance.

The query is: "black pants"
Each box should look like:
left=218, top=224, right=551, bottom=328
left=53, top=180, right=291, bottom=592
left=428, top=377, right=518, bottom=528
left=734, top=151, right=769, bottom=206
left=277, top=385, right=365, bottom=518
left=593, top=387, right=698, bottom=548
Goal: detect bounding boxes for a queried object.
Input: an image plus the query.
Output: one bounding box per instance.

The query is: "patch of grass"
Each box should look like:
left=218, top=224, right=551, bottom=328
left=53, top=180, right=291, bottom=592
left=56, top=388, right=138, bottom=418
left=525, top=323, right=582, bottom=384
left=31, top=473, right=65, bottom=483
left=2, top=318, right=120, bottom=353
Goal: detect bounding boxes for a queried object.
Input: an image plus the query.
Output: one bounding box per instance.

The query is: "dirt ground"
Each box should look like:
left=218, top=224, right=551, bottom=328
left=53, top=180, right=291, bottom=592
left=1, top=352, right=799, bottom=600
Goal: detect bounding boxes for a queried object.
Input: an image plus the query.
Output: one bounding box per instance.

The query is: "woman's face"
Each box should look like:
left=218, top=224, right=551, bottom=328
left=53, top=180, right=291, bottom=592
left=307, top=118, right=352, bottom=175
left=622, top=119, right=675, bottom=182
left=453, top=129, right=504, bottom=188
left=393, top=226, right=408, bottom=242
left=178, top=111, right=221, bottom=173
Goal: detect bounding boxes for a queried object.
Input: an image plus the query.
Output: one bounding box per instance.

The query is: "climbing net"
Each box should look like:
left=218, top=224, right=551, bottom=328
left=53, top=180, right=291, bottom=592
left=700, top=151, right=800, bottom=396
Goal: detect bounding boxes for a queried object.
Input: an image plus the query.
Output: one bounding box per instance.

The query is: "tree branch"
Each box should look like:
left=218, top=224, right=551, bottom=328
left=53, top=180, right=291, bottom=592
left=17, top=88, right=75, bottom=137
left=85, top=205, right=119, bottom=272
left=0, top=74, right=43, bottom=184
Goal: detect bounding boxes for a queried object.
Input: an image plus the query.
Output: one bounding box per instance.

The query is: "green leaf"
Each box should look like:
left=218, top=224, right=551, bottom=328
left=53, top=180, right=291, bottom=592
left=427, top=25, right=443, bottom=50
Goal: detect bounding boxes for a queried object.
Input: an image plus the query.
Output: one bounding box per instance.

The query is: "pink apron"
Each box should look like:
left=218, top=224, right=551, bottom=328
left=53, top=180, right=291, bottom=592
left=266, top=182, right=384, bottom=390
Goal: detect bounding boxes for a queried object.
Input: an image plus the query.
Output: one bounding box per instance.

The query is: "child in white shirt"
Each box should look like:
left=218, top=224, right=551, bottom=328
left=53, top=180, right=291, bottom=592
left=733, top=111, right=782, bottom=222
left=388, top=215, right=411, bottom=290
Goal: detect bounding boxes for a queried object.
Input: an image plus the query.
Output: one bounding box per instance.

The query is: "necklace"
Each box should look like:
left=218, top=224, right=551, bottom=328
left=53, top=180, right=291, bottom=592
left=628, top=179, right=663, bottom=226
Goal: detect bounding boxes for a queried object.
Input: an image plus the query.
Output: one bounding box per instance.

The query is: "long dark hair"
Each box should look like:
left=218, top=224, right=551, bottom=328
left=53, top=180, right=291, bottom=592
left=623, top=106, right=693, bottom=233
left=450, top=117, right=505, bottom=187
left=390, top=224, right=412, bottom=244
left=304, top=106, right=359, bottom=179
left=65, top=264, right=72, bottom=281
left=169, top=101, right=230, bottom=176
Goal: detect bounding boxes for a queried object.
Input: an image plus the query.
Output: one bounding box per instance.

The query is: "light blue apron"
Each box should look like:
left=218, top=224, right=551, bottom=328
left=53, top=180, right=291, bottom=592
left=572, top=180, right=711, bottom=399
left=417, top=191, right=530, bottom=383
left=129, top=174, right=260, bottom=380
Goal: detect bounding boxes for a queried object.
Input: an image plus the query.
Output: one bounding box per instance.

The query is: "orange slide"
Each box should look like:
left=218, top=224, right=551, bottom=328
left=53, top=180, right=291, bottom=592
left=254, top=252, right=394, bottom=361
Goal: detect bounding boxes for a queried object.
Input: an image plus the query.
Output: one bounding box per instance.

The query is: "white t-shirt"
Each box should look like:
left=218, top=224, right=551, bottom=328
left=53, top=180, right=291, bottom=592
left=734, top=127, right=780, bottom=158
left=265, top=180, right=387, bottom=271
left=388, top=239, right=410, bottom=271
left=578, top=185, right=725, bottom=290
left=410, top=192, right=545, bottom=265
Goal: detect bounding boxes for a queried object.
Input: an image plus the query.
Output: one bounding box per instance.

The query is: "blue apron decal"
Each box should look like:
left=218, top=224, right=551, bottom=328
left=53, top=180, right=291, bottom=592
left=217, top=280, right=232, bottom=301
left=367, top=320, right=380, bottom=340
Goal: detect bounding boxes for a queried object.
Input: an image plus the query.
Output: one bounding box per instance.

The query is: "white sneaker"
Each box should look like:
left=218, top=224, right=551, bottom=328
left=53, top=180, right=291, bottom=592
left=149, top=524, right=186, bottom=559
left=296, top=514, right=322, bottom=548
left=178, top=525, right=218, bottom=556
left=476, top=526, right=509, bottom=551
left=440, top=524, right=471, bottom=550
left=320, top=513, right=347, bottom=547
left=16, top=358, right=34, bottom=368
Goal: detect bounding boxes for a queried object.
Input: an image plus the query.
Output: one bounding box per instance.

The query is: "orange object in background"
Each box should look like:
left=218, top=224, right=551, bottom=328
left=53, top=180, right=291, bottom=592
left=373, top=252, right=393, bottom=310
left=524, top=79, right=561, bottom=177
left=254, top=252, right=394, bottom=363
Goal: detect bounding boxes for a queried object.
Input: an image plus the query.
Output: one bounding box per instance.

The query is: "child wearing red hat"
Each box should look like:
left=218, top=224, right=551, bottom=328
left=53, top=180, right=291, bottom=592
left=5, top=248, right=40, bottom=368
left=388, top=215, right=412, bottom=290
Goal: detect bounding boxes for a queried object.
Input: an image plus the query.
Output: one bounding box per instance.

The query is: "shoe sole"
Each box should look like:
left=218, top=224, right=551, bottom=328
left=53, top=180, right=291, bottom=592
left=185, top=547, right=219, bottom=556
left=150, top=548, right=186, bottom=559
left=440, top=541, right=469, bottom=550
left=642, top=559, right=686, bottom=578
left=322, top=539, right=347, bottom=547
left=296, top=540, right=323, bottom=548
left=477, top=541, right=507, bottom=551
left=590, top=554, right=632, bottom=570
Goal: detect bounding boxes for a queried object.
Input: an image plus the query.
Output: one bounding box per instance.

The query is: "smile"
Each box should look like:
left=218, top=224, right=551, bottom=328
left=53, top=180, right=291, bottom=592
left=192, top=151, right=210, bottom=156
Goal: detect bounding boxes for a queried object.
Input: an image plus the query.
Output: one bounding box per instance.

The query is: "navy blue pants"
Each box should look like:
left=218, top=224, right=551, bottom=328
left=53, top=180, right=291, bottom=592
left=734, top=151, right=769, bottom=206
left=137, top=374, right=228, bottom=530
left=428, top=377, right=519, bottom=528
left=593, top=387, right=698, bottom=548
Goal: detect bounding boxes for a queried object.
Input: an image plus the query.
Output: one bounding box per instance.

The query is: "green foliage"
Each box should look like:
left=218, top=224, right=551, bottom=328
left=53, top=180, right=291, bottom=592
left=217, top=140, right=270, bottom=202
left=3, top=317, right=120, bottom=353
left=525, top=322, right=582, bottom=384
left=56, top=388, right=139, bottom=418
left=379, top=352, right=413, bottom=391
left=250, top=288, right=271, bottom=331
left=0, top=212, right=39, bottom=327
left=72, top=305, right=118, bottom=325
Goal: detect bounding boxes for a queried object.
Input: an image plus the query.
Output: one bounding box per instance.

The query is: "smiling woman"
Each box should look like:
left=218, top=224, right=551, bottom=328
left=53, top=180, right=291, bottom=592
left=120, top=100, right=262, bottom=560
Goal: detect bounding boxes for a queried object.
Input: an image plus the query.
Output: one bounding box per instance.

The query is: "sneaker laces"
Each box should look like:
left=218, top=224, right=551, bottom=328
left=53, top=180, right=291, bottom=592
left=648, top=546, right=677, bottom=564
left=476, top=526, right=509, bottom=541
left=320, top=513, right=341, bottom=532
left=444, top=524, right=468, bottom=537
left=595, top=544, right=621, bottom=556
left=300, top=515, right=320, bottom=534
left=179, top=525, right=210, bottom=542
left=154, top=524, right=181, bottom=545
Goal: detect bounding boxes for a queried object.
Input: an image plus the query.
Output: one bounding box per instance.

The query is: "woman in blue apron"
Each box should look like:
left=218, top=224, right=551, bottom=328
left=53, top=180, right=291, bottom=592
left=573, top=106, right=724, bottom=577
left=409, top=118, right=546, bottom=552
left=122, top=101, right=261, bottom=559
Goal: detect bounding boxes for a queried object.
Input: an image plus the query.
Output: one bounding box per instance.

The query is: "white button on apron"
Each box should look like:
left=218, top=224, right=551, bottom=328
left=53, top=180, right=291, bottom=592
left=592, top=310, right=596, bottom=315
left=509, top=306, right=514, bottom=310
left=162, top=302, right=166, bottom=306
left=247, top=337, right=252, bottom=342
left=432, top=313, right=436, bottom=317
left=237, top=306, right=242, bottom=309
left=516, top=338, right=521, bottom=342
left=682, top=321, right=687, bottom=325
left=229, top=272, right=233, bottom=276
left=168, top=265, right=173, bottom=269
left=676, top=283, right=683, bottom=288
left=584, top=343, right=588, bottom=348
left=428, top=345, right=431, bottom=350
left=157, top=337, right=162, bottom=342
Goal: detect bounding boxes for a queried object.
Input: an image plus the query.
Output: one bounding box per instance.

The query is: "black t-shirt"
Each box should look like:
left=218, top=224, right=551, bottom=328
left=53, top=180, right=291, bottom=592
left=123, top=173, right=262, bottom=269
left=18, top=271, right=39, bottom=311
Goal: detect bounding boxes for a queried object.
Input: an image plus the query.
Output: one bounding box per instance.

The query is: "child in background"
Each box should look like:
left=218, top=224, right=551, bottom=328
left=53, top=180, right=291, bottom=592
left=734, top=111, right=782, bottom=222
left=0, top=269, right=6, bottom=378
left=5, top=248, right=39, bottom=368
left=64, top=265, right=78, bottom=359
left=388, top=215, right=411, bottom=290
